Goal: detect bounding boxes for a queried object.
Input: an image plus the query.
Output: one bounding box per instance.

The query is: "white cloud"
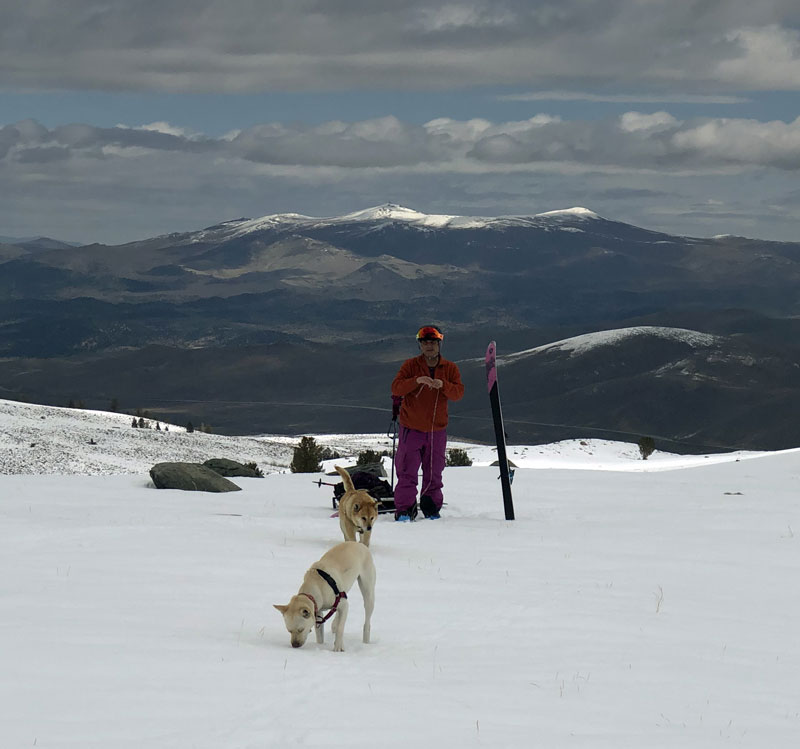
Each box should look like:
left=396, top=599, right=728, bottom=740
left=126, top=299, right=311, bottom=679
left=424, top=118, right=494, bottom=142
left=136, top=122, right=203, bottom=139
left=672, top=116, right=800, bottom=169
left=415, top=3, right=515, bottom=31
left=424, top=115, right=560, bottom=144
left=619, top=111, right=681, bottom=133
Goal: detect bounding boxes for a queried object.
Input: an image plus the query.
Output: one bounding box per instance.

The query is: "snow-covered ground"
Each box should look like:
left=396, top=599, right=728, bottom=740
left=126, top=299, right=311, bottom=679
left=0, top=399, right=763, bottom=476
left=2, top=398, right=799, bottom=747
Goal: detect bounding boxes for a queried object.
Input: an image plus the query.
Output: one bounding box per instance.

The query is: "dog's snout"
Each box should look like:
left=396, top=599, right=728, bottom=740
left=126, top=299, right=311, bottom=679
left=291, top=641, right=302, bottom=648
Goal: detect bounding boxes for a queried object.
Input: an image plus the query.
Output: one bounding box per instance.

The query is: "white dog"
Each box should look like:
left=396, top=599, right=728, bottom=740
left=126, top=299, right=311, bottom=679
left=274, top=541, right=375, bottom=652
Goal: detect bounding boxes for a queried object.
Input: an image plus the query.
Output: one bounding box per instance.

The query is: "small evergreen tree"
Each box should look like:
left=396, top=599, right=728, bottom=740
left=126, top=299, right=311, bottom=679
left=291, top=436, right=324, bottom=473
left=131, top=418, right=138, bottom=428
left=244, top=462, right=264, bottom=477
left=638, top=436, right=656, bottom=460
left=186, top=421, right=194, bottom=433
left=138, top=417, right=146, bottom=428
left=446, top=448, right=473, bottom=467
left=356, top=449, right=386, bottom=466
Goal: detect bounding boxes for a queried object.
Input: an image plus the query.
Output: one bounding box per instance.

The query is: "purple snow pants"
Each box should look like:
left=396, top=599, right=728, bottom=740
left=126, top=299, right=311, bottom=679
left=393, top=426, right=448, bottom=512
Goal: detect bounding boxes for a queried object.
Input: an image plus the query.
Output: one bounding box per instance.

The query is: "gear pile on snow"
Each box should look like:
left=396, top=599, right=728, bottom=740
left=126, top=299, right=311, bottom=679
left=330, top=463, right=394, bottom=510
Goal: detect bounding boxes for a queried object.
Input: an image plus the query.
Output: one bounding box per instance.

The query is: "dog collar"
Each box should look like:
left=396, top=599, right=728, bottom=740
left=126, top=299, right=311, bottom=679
left=298, top=591, right=318, bottom=618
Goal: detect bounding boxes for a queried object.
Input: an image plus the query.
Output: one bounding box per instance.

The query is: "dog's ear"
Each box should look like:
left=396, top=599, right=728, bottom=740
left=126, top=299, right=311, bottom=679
left=273, top=604, right=288, bottom=614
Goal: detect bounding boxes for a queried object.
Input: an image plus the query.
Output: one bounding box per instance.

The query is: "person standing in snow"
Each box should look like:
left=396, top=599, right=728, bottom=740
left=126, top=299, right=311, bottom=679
left=390, top=325, right=464, bottom=521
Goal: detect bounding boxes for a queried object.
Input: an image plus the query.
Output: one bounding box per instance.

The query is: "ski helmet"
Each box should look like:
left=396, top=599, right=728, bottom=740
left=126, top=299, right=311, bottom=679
left=416, top=325, right=443, bottom=341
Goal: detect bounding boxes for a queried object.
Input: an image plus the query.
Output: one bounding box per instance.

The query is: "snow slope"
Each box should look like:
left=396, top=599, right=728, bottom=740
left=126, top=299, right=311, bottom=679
left=0, top=399, right=293, bottom=475
left=501, top=326, right=721, bottom=362
left=2, top=399, right=798, bottom=747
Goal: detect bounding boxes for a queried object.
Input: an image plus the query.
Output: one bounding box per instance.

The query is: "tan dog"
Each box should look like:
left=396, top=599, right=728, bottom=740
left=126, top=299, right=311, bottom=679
left=334, top=465, right=379, bottom=546
left=273, top=541, right=375, bottom=652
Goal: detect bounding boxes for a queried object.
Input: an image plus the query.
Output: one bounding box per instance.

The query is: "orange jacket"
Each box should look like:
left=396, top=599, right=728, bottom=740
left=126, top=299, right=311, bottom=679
left=391, top=354, right=464, bottom=432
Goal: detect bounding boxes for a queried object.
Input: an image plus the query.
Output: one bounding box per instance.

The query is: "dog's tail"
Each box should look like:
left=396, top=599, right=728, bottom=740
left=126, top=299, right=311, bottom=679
left=334, top=465, right=355, bottom=493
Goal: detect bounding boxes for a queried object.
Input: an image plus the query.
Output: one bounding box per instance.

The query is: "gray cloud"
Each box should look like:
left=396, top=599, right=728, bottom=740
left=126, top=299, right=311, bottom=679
left=498, top=92, right=750, bottom=104
left=228, top=117, right=440, bottom=167
left=7, top=112, right=800, bottom=174
left=594, top=187, right=675, bottom=201
left=3, top=110, right=800, bottom=244
left=15, top=145, right=71, bottom=164
left=1, top=1, right=800, bottom=92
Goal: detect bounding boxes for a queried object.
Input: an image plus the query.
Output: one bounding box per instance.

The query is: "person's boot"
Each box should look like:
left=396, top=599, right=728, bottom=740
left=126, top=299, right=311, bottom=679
left=394, top=503, right=418, bottom=522
left=420, top=495, right=440, bottom=519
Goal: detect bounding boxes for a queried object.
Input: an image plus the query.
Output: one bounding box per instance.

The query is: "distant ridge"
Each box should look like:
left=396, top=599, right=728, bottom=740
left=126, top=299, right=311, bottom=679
left=4, top=204, right=800, bottom=449
left=0, top=235, right=80, bottom=250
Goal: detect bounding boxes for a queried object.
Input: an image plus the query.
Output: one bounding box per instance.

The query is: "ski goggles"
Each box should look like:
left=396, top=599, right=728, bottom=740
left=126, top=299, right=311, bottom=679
left=416, top=326, right=443, bottom=341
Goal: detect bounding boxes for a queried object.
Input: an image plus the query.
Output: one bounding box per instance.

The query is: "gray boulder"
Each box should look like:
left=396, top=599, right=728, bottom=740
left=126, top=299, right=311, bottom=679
left=150, top=462, right=242, bottom=492
left=203, top=458, right=263, bottom=478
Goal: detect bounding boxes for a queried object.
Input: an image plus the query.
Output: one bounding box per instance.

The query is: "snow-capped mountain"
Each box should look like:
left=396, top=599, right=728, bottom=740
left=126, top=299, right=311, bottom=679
left=215, top=203, right=603, bottom=238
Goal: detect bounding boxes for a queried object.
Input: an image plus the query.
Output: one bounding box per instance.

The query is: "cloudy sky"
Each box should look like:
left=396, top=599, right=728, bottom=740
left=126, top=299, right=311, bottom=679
left=3, top=0, right=800, bottom=244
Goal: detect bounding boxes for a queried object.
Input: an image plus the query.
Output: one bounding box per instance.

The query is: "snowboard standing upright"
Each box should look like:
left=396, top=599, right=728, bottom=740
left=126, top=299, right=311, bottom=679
left=485, top=341, right=515, bottom=520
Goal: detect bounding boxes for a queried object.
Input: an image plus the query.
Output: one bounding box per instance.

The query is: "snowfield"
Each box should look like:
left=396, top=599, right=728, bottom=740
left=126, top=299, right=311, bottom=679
left=1, top=399, right=799, bottom=747
left=502, top=326, right=721, bottom=362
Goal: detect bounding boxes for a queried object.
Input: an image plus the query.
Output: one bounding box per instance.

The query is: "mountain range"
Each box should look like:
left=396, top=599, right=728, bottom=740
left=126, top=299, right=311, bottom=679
left=2, top=204, right=800, bottom=451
